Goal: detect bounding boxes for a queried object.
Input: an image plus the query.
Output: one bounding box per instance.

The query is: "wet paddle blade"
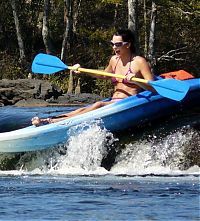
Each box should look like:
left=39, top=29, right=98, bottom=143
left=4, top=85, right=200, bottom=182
left=149, top=79, right=190, bottom=101
left=31, top=53, right=68, bottom=74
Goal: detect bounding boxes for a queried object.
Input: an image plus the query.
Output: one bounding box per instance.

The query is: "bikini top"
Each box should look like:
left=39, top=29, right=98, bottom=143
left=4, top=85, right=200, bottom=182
left=111, top=56, right=136, bottom=85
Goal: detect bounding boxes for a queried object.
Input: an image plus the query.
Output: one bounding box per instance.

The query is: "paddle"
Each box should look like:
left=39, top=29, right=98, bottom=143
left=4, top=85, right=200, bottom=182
left=31, top=53, right=190, bottom=101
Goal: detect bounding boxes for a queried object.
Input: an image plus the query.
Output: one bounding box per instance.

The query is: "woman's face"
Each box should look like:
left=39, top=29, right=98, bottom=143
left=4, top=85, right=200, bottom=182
left=111, top=35, right=130, bottom=56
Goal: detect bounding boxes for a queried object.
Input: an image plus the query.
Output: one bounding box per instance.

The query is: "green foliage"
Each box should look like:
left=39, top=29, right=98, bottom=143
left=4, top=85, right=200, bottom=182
left=0, top=52, right=28, bottom=79
left=0, top=1, right=16, bottom=52
left=49, top=72, right=69, bottom=93
left=94, top=78, right=113, bottom=98
left=154, top=0, right=200, bottom=76
left=0, top=0, right=199, bottom=93
left=101, top=0, right=123, bottom=4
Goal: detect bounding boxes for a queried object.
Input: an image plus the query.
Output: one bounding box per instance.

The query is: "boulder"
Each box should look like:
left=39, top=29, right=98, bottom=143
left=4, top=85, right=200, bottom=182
left=0, top=79, right=102, bottom=106
left=0, top=79, right=62, bottom=106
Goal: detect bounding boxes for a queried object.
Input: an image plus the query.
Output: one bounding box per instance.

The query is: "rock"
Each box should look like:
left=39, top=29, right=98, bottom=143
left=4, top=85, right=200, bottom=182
left=15, top=99, right=49, bottom=107
left=0, top=79, right=62, bottom=106
left=46, top=93, right=102, bottom=105
left=0, top=79, right=103, bottom=106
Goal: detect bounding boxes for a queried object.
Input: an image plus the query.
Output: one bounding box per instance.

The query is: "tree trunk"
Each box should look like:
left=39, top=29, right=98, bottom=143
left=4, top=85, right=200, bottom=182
left=148, top=1, right=157, bottom=74
left=143, top=0, right=148, bottom=56
left=67, top=70, right=74, bottom=94
left=113, top=3, right=119, bottom=27
left=42, top=0, right=52, bottom=54
left=61, top=0, right=73, bottom=61
left=9, top=0, right=25, bottom=61
left=72, top=0, right=81, bottom=33
left=75, top=78, right=81, bottom=94
left=127, top=0, right=139, bottom=53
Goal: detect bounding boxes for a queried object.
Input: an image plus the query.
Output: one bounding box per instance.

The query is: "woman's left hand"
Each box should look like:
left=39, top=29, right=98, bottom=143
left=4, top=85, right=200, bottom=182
left=125, top=73, right=135, bottom=82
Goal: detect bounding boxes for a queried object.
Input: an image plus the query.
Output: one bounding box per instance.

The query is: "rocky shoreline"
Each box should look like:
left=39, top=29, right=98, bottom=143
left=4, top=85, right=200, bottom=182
left=0, top=79, right=102, bottom=107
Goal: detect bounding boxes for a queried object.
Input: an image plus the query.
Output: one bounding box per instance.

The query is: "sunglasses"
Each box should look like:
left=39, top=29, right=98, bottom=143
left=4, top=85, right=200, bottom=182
left=110, top=41, right=128, bottom=47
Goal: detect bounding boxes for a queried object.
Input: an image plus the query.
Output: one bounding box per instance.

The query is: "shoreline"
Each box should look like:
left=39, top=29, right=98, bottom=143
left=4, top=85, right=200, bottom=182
left=14, top=102, right=87, bottom=107
left=0, top=78, right=102, bottom=107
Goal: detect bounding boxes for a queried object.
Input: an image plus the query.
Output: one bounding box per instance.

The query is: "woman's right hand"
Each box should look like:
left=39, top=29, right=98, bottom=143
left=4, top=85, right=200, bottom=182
left=71, top=64, right=81, bottom=74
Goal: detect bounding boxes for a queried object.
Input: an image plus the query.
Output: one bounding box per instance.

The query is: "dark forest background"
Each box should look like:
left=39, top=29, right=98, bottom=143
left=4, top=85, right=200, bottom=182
left=0, top=0, right=199, bottom=97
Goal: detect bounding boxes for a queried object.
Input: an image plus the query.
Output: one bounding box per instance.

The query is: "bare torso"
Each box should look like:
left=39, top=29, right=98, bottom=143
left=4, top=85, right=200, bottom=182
left=108, top=55, right=148, bottom=99
left=112, top=82, right=142, bottom=99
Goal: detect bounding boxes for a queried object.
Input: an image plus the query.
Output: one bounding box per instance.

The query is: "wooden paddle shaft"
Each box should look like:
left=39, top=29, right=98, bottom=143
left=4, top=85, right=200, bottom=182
left=68, top=66, right=148, bottom=84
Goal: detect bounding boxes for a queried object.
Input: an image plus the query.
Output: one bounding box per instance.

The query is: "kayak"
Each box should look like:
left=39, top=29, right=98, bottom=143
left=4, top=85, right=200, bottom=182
left=0, top=78, right=199, bottom=153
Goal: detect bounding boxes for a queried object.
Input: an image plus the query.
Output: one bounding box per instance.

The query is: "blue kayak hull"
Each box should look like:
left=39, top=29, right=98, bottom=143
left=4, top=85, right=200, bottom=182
left=0, top=78, right=199, bottom=153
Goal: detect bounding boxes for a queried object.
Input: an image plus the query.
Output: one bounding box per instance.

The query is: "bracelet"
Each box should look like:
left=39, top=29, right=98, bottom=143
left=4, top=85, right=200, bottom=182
left=51, top=115, right=67, bottom=119
left=47, top=118, right=53, bottom=123
left=40, top=118, right=52, bottom=124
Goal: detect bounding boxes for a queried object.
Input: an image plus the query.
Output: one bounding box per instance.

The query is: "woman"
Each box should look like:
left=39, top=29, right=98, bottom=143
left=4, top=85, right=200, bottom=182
left=32, top=29, right=154, bottom=126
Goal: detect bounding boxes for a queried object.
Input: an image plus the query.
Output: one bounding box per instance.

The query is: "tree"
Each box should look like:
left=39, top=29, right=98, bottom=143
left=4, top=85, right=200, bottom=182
left=61, top=0, right=73, bottom=61
left=143, top=0, right=148, bottom=56
left=9, top=0, right=25, bottom=61
left=128, top=0, right=139, bottom=53
left=0, top=0, right=199, bottom=83
left=67, top=71, right=74, bottom=93
left=148, top=0, right=157, bottom=74
left=42, top=0, right=53, bottom=53
left=154, top=0, right=200, bottom=75
left=72, top=0, right=82, bottom=33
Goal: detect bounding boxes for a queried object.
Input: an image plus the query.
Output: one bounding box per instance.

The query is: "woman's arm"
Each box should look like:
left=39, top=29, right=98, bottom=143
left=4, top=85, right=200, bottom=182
left=126, top=56, right=155, bottom=92
left=138, top=57, right=154, bottom=81
left=72, top=61, right=112, bottom=80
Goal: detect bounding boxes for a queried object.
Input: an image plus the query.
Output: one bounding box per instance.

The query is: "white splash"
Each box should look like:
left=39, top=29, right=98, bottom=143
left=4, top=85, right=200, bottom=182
left=51, top=123, right=114, bottom=175
left=17, top=121, right=115, bottom=175
left=111, top=126, right=200, bottom=176
left=0, top=124, right=199, bottom=176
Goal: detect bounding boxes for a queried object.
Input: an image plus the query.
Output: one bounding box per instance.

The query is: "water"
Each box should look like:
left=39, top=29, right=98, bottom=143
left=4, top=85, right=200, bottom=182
left=0, top=106, right=199, bottom=220
left=0, top=174, right=199, bottom=221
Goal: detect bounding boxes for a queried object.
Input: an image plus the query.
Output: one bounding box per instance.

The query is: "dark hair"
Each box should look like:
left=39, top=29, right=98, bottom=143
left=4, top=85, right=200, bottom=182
left=114, top=29, right=136, bottom=53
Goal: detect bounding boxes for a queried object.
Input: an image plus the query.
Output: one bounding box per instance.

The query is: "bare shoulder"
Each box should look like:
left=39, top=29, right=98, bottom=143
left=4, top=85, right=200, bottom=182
left=107, top=55, right=119, bottom=67
left=134, top=56, right=148, bottom=64
left=110, top=55, right=119, bottom=62
left=134, top=56, right=153, bottom=80
left=105, top=55, right=118, bottom=72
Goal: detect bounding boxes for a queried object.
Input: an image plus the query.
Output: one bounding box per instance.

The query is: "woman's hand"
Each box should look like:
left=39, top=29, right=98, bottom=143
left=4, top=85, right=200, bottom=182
left=125, top=73, right=136, bottom=83
left=71, top=63, right=81, bottom=74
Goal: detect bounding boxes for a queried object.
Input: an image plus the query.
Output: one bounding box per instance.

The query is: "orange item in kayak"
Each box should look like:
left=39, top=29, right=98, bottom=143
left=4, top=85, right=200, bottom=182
left=160, top=70, right=194, bottom=80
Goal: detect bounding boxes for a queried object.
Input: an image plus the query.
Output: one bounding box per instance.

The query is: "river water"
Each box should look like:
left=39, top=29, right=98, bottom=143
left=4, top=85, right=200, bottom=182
left=0, top=106, right=199, bottom=220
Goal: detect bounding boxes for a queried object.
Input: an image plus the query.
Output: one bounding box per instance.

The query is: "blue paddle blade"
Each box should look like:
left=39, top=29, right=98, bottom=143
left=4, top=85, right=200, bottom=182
left=31, top=53, right=68, bottom=74
left=150, top=79, right=190, bottom=101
